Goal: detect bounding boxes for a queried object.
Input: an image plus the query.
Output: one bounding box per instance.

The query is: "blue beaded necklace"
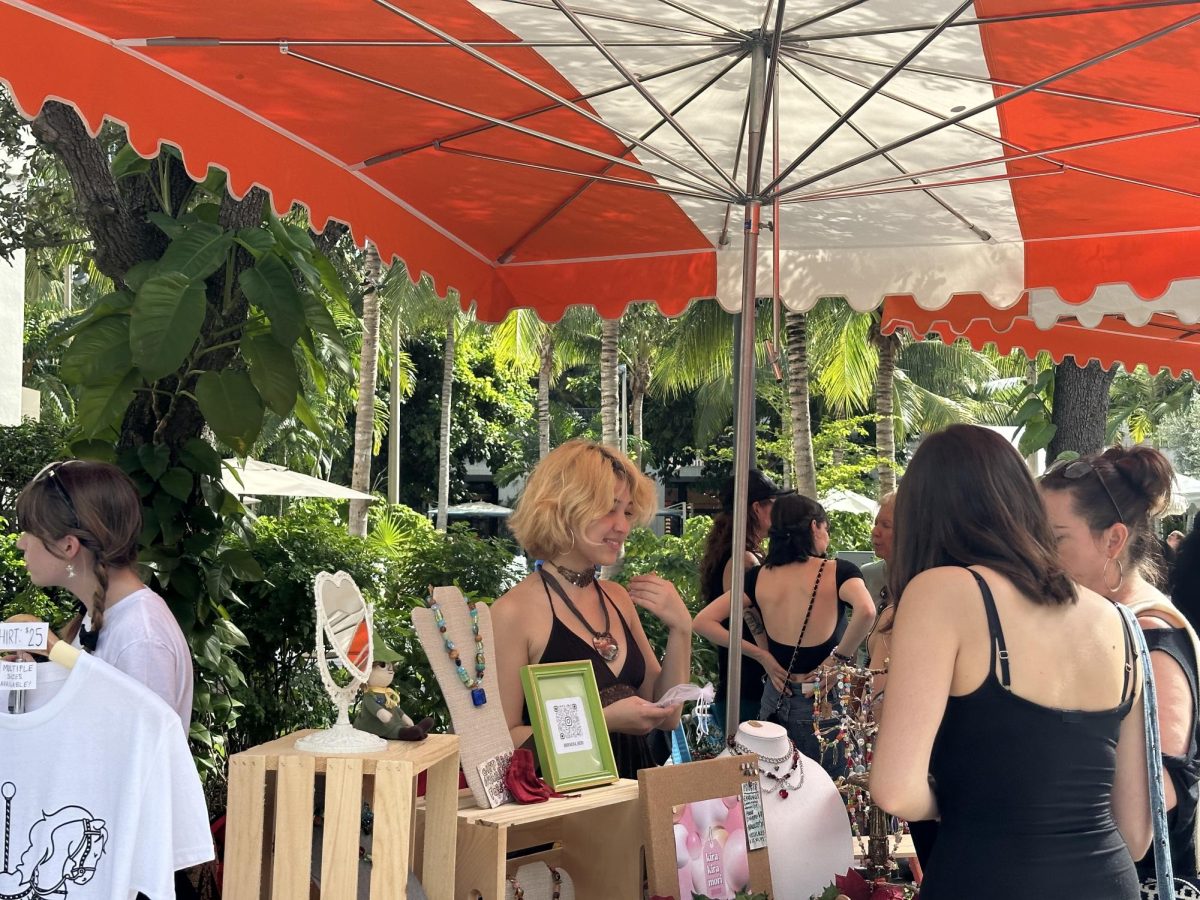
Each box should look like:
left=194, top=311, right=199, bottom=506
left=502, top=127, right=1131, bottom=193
left=429, top=598, right=488, bottom=707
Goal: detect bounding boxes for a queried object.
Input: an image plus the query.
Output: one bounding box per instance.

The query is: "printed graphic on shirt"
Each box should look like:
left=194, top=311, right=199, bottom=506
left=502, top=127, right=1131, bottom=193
left=0, top=782, right=108, bottom=899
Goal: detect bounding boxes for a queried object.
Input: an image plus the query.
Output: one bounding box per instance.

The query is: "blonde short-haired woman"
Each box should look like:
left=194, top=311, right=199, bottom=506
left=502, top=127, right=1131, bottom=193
left=494, top=440, right=692, bottom=777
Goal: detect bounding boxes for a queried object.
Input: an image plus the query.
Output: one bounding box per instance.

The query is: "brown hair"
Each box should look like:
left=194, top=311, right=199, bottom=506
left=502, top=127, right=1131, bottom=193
left=1040, top=445, right=1174, bottom=583
left=16, top=460, right=142, bottom=644
left=508, top=440, right=655, bottom=561
left=889, top=425, right=1076, bottom=608
left=699, top=491, right=771, bottom=603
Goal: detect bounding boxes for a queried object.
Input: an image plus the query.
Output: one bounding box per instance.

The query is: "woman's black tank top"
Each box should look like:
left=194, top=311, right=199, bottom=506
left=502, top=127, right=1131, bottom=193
left=920, top=569, right=1140, bottom=900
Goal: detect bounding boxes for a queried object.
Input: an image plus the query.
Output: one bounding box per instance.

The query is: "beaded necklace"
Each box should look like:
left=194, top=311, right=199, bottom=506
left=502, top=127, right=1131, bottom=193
left=734, top=739, right=804, bottom=799
left=428, top=597, right=487, bottom=707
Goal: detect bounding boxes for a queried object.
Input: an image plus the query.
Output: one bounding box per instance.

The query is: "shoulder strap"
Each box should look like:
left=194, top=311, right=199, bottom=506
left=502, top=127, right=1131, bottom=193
left=967, top=569, right=1010, bottom=689
left=1116, top=602, right=1176, bottom=898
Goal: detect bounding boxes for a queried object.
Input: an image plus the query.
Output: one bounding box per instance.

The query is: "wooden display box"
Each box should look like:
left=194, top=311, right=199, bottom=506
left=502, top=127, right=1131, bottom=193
left=417, top=778, right=641, bottom=900
left=224, top=730, right=460, bottom=900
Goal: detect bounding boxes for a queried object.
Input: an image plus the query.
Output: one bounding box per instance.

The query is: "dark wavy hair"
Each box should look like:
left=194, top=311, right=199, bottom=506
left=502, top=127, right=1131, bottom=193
left=763, top=493, right=827, bottom=567
left=1040, top=444, right=1175, bottom=584
left=699, top=508, right=767, bottom=603
left=889, top=425, right=1076, bottom=608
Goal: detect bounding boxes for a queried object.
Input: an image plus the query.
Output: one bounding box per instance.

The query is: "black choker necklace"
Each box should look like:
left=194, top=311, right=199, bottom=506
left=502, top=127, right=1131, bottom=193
left=548, top=561, right=596, bottom=588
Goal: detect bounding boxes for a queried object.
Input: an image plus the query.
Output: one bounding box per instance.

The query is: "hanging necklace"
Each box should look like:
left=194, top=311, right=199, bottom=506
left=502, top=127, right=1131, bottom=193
left=428, top=597, right=488, bottom=707
left=548, top=560, right=597, bottom=588
left=538, top=569, right=621, bottom=662
left=731, top=738, right=792, bottom=766
left=759, top=746, right=804, bottom=800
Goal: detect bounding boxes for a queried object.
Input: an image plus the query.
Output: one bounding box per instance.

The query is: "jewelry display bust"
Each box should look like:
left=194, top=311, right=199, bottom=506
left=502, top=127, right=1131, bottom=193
left=413, top=586, right=515, bottom=808
left=727, top=720, right=854, bottom=899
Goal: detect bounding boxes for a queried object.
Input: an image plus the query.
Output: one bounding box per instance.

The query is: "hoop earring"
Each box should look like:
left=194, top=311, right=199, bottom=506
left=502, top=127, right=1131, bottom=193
left=1102, top=557, right=1125, bottom=594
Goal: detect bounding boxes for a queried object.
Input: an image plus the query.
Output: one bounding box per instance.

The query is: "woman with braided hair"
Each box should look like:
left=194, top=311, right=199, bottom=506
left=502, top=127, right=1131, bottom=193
left=15, top=460, right=193, bottom=728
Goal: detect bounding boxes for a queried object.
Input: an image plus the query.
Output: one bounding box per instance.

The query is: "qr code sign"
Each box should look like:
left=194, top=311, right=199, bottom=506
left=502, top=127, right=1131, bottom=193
left=546, top=696, right=593, bottom=755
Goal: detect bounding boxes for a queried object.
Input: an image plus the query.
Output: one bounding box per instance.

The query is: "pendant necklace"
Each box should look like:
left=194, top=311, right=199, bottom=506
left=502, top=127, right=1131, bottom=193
left=428, top=597, right=488, bottom=707
left=539, top=568, right=621, bottom=662
left=734, top=739, right=804, bottom=799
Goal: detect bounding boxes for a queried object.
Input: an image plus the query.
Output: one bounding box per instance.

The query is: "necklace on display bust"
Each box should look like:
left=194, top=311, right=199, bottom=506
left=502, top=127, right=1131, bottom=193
left=538, top=568, right=621, bottom=662
left=548, top=560, right=597, bottom=588
left=427, top=596, right=488, bottom=707
left=733, top=738, right=805, bottom=799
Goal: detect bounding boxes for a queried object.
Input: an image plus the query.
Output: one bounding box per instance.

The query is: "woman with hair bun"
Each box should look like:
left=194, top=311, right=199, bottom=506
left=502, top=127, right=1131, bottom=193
left=492, top=440, right=692, bottom=778
left=1042, top=446, right=1200, bottom=891
left=694, top=493, right=876, bottom=771
left=15, top=459, right=193, bottom=727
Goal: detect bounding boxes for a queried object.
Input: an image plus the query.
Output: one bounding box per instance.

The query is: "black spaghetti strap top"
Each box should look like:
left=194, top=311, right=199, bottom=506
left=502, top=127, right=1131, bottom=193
left=920, top=570, right=1140, bottom=900
left=521, top=580, right=657, bottom=778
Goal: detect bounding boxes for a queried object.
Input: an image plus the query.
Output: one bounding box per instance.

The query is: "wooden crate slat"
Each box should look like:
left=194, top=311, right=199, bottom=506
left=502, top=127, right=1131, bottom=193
left=271, top=754, right=316, bottom=900
left=224, top=755, right=267, bottom=900
left=369, top=758, right=414, bottom=900
left=321, top=757, right=365, bottom=900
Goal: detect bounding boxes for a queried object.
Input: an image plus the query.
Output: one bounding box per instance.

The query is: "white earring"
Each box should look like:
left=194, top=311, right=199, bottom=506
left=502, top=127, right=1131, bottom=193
left=65, top=563, right=76, bottom=579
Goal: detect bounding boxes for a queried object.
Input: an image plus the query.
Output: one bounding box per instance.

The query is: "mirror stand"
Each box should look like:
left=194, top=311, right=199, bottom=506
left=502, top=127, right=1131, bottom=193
left=296, top=573, right=387, bottom=754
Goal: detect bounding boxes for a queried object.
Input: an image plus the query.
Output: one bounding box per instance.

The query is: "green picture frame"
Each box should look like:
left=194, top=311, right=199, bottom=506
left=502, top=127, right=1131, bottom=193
left=520, top=661, right=619, bottom=791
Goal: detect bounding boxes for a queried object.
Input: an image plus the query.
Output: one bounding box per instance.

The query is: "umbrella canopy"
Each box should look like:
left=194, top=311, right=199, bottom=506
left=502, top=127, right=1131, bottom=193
left=428, top=500, right=514, bottom=518
left=820, top=488, right=880, bottom=517
left=2, top=1, right=1199, bottom=322
left=1172, top=472, right=1200, bottom=513
left=221, top=457, right=374, bottom=500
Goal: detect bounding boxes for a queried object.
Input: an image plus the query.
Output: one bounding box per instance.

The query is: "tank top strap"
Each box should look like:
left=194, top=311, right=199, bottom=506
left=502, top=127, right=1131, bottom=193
left=538, top=569, right=559, bottom=616
left=1116, top=603, right=1137, bottom=708
left=968, top=568, right=1011, bottom=690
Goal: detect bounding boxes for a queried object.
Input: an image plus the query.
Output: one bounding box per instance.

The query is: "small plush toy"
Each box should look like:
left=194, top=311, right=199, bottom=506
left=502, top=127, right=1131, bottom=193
left=353, top=634, right=434, bottom=742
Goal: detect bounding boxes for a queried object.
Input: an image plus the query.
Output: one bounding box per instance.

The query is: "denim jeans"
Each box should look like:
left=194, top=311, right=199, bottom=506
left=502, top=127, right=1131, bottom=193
left=759, top=680, right=846, bottom=781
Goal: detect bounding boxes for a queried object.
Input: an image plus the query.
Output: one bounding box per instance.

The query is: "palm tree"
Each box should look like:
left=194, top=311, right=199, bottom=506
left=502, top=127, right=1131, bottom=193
left=785, top=311, right=817, bottom=497
left=1106, top=366, right=1193, bottom=445
left=435, top=310, right=457, bottom=531
left=599, top=318, right=620, bottom=447
left=348, top=240, right=382, bottom=536
left=492, top=309, right=554, bottom=459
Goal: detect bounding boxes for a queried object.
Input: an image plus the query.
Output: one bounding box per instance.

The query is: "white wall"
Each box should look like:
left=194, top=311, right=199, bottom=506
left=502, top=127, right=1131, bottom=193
left=0, top=247, right=24, bottom=425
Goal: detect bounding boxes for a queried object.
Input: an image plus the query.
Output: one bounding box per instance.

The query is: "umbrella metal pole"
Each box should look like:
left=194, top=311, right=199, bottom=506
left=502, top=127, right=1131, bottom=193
left=725, top=39, right=767, bottom=743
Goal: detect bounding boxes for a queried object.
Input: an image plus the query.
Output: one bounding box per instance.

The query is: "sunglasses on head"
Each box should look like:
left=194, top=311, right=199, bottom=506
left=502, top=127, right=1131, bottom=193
left=32, top=461, right=79, bottom=528
left=1055, top=458, right=1125, bottom=525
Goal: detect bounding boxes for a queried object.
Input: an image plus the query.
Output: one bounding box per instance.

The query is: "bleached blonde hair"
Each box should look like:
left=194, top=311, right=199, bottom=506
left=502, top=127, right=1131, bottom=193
left=509, top=440, right=656, bottom=560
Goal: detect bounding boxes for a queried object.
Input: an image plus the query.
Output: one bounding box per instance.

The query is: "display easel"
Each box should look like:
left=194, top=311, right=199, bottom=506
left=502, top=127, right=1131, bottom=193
left=415, top=779, right=641, bottom=900
left=224, top=730, right=459, bottom=900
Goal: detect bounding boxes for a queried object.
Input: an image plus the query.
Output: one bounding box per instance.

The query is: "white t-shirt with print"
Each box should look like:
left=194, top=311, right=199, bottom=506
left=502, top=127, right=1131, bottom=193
left=79, top=586, right=194, bottom=728
left=0, top=652, right=213, bottom=899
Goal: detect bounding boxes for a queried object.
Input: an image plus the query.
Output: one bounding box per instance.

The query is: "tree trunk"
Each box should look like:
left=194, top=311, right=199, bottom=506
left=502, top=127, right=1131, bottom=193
left=538, top=332, right=554, bottom=460
left=599, top=318, right=620, bottom=447
left=348, top=241, right=382, bottom=536
left=785, top=311, right=817, bottom=498
left=388, top=307, right=402, bottom=504
left=1049, top=358, right=1117, bottom=459
left=435, top=317, right=456, bottom=532
left=875, top=334, right=899, bottom=497
left=630, top=358, right=650, bottom=470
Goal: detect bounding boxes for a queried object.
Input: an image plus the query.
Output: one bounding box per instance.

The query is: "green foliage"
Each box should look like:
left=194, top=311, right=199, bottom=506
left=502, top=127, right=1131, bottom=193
left=0, top=419, right=70, bottom=517
left=392, top=523, right=521, bottom=604
left=0, top=516, right=73, bottom=628
left=613, top=518, right=718, bottom=689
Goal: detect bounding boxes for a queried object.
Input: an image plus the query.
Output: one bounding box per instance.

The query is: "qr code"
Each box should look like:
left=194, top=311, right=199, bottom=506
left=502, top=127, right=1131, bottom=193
left=546, top=697, right=592, bottom=754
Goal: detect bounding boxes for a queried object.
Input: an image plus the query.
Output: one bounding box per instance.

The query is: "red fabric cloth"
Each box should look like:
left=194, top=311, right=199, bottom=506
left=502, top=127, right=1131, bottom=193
left=503, top=747, right=566, bottom=803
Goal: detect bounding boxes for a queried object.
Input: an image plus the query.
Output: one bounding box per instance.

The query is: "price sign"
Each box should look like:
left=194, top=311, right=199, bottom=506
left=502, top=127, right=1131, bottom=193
left=0, top=622, right=49, bottom=653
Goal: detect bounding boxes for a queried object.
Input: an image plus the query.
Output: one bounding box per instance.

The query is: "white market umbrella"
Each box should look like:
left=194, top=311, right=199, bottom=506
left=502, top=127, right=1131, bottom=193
left=221, top=458, right=374, bottom=501
left=820, top=488, right=880, bottom=517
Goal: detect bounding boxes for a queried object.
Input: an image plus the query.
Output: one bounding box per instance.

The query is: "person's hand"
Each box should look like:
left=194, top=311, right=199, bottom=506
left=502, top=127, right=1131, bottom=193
left=801, top=658, right=838, bottom=695
left=627, top=573, right=691, bottom=633
left=603, top=695, right=678, bottom=735
left=751, top=647, right=791, bottom=694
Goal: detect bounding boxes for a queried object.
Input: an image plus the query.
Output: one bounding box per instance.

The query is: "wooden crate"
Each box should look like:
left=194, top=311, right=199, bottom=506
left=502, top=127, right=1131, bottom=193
left=225, top=730, right=460, bottom=900
left=417, top=779, right=641, bottom=900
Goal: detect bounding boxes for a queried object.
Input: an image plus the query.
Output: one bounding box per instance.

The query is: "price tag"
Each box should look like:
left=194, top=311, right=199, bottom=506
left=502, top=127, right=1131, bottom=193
left=0, top=662, right=36, bottom=691
left=741, top=779, right=767, bottom=851
left=0, top=622, right=48, bottom=653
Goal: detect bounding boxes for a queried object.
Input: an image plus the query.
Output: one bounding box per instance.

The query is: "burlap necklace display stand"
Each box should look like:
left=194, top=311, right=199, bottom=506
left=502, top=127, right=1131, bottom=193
left=412, top=586, right=514, bottom=809
left=503, top=862, right=576, bottom=900
left=726, top=720, right=854, bottom=899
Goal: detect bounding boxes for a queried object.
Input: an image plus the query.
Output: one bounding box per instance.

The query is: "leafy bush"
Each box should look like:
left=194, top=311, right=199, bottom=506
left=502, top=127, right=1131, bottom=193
left=0, top=516, right=74, bottom=628
left=0, top=420, right=69, bottom=518
left=392, top=522, right=521, bottom=603
left=826, top=510, right=873, bottom=554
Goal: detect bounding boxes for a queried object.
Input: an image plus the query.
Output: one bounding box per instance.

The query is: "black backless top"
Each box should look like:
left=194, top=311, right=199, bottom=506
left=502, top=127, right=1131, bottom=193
left=920, top=570, right=1139, bottom=900
left=521, top=580, right=657, bottom=779
left=703, top=549, right=767, bottom=715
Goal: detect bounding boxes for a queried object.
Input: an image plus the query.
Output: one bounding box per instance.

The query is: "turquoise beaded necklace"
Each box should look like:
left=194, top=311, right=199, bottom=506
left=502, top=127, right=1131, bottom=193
left=429, top=598, right=488, bottom=707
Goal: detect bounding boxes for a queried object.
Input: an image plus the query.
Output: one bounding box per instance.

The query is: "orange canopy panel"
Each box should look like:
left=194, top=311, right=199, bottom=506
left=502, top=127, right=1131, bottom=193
left=882, top=293, right=1200, bottom=376
left=2, top=1, right=1200, bottom=326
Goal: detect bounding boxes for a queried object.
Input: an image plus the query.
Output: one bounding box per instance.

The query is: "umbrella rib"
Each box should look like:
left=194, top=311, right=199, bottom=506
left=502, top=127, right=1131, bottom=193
left=769, top=12, right=1200, bottom=201
left=137, top=37, right=740, bottom=48
left=496, top=49, right=751, bottom=263
left=776, top=56, right=995, bottom=241
left=545, top=0, right=745, bottom=196
left=717, top=76, right=755, bottom=249
left=786, top=0, right=1200, bottom=43
left=648, top=0, right=747, bottom=38
left=762, top=0, right=975, bottom=197
left=1057, top=161, right=1200, bottom=200
left=371, top=0, right=739, bottom=197
left=489, top=0, right=736, bottom=40
left=364, top=46, right=740, bottom=164
left=778, top=168, right=1064, bottom=204
left=286, top=49, right=721, bottom=196
left=432, top=145, right=731, bottom=203
left=788, top=45, right=1200, bottom=120
left=748, top=0, right=790, bottom=190
left=781, top=0, right=875, bottom=36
